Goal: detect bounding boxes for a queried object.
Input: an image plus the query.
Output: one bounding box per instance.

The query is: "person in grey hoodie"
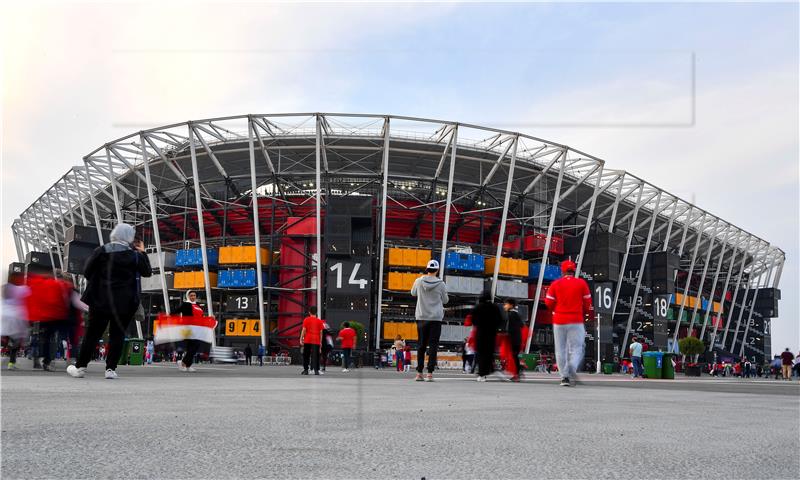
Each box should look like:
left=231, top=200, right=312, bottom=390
left=410, top=259, right=449, bottom=382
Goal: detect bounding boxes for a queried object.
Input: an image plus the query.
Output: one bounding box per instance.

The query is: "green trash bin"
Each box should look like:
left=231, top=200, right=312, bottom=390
left=118, top=339, right=131, bottom=365
left=643, top=351, right=663, bottom=379
left=519, top=353, right=539, bottom=371
left=128, top=339, right=145, bottom=366
left=661, top=352, right=675, bottom=379
left=603, top=363, right=614, bottom=374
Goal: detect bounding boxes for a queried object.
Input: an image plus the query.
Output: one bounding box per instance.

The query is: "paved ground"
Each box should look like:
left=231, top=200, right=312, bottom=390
left=2, top=359, right=799, bottom=480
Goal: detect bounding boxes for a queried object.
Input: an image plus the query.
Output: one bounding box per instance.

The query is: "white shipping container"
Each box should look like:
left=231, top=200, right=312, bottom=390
left=141, top=272, right=174, bottom=292
left=496, top=279, right=527, bottom=298
left=147, top=251, right=177, bottom=270
left=445, top=275, right=484, bottom=295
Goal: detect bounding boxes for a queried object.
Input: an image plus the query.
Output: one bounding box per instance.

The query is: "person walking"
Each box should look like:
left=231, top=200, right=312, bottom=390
left=337, top=321, right=357, bottom=372
left=472, top=291, right=503, bottom=382
left=26, top=271, right=75, bottom=371
left=503, top=298, right=523, bottom=382
left=145, top=339, right=155, bottom=365
left=2, top=270, right=30, bottom=370
left=299, top=306, right=324, bottom=375
left=257, top=343, right=265, bottom=367
left=244, top=345, right=253, bottom=366
left=780, top=348, right=795, bottom=380
left=629, top=336, right=644, bottom=379
left=544, top=260, right=594, bottom=387
left=67, top=224, right=152, bottom=379
left=320, top=321, right=334, bottom=374
left=174, top=291, right=206, bottom=372
left=410, top=259, right=449, bottom=382
left=393, top=335, right=405, bottom=372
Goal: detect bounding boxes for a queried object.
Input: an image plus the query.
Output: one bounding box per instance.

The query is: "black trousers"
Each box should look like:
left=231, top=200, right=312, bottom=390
left=182, top=340, right=200, bottom=367
left=303, top=344, right=320, bottom=372
left=39, top=321, right=70, bottom=366
left=321, top=345, right=332, bottom=370
left=76, top=309, right=134, bottom=371
left=476, top=330, right=496, bottom=377
left=509, top=337, right=522, bottom=376
left=342, top=348, right=352, bottom=369
left=416, top=321, right=442, bottom=374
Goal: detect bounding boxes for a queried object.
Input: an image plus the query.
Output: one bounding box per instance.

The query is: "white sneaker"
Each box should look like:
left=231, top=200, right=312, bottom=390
left=104, top=369, right=118, bottom=379
left=342, top=368, right=349, bottom=373
left=476, top=376, right=487, bottom=382
left=66, top=365, right=86, bottom=378
left=187, top=366, right=196, bottom=373
left=178, top=363, right=188, bottom=372
left=320, top=370, right=325, bottom=375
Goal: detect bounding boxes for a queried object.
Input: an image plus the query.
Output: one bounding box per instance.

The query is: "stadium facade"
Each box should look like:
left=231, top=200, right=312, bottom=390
left=11, top=113, right=786, bottom=364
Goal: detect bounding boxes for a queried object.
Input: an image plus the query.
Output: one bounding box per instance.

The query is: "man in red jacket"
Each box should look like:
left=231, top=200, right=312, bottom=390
left=26, top=271, right=73, bottom=371
left=545, top=260, right=594, bottom=386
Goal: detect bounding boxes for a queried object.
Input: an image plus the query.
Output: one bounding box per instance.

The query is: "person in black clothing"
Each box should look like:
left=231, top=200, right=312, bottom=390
left=320, top=322, right=333, bottom=374
left=244, top=345, right=253, bottom=366
left=503, top=298, right=523, bottom=382
left=176, top=291, right=204, bottom=372
left=67, top=223, right=151, bottom=379
left=472, top=291, right=503, bottom=381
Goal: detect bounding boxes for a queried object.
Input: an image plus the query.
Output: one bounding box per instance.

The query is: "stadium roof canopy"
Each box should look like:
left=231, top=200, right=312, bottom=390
left=11, top=113, right=785, bottom=284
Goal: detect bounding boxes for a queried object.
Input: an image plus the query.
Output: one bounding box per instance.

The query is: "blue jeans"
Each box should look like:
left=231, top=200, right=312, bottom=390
left=553, top=323, right=585, bottom=380
left=632, top=356, right=643, bottom=377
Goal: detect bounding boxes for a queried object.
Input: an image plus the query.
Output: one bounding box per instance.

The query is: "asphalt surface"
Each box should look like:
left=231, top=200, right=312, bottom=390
left=2, top=359, right=799, bottom=480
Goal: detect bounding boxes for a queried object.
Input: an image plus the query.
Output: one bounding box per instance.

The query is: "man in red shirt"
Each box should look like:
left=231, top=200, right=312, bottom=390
left=544, top=260, right=594, bottom=387
left=299, top=306, right=324, bottom=375
left=780, top=348, right=795, bottom=380
left=337, top=321, right=357, bottom=372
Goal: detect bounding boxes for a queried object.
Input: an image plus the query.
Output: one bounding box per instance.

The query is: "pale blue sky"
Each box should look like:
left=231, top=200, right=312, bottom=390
left=2, top=1, right=798, bottom=352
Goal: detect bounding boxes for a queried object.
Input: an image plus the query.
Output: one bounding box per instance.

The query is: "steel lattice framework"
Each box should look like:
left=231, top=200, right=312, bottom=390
left=11, top=113, right=786, bottom=357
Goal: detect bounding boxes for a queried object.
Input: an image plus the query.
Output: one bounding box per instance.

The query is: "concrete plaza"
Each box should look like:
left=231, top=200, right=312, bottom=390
left=2, top=359, right=798, bottom=479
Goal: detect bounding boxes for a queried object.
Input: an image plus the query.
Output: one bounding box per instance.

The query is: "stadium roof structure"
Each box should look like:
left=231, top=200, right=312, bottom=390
left=12, top=113, right=785, bottom=319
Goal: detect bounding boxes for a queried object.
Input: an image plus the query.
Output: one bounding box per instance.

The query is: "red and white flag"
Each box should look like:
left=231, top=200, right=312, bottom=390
left=153, top=314, right=217, bottom=345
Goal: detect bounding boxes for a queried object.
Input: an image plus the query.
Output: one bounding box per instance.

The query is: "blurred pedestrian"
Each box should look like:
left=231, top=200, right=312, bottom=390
left=780, top=348, right=795, bottom=380
left=503, top=298, right=523, bottom=382
left=394, top=335, right=405, bottom=372
left=411, top=259, right=448, bottom=382
left=299, top=306, right=323, bottom=375
left=403, top=345, right=412, bottom=372
left=257, top=343, right=265, bottom=367
left=67, top=224, right=151, bottom=379
left=336, top=321, right=356, bottom=372
left=145, top=339, right=154, bottom=365
left=320, top=321, right=334, bottom=374
left=544, top=260, right=594, bottom=387
left=629, top=337, right=644, bottom=379
left=244, top=344, right=253, bottom=366
left=472, top=291, right=503, bottom=382
left=26, top=270, right=74, bottom=371
left=2, top=270, right=30, bottom=370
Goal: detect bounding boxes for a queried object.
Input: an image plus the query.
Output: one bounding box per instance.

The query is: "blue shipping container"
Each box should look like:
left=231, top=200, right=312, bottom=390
left=444, top=252, right=484, bottom=272
left=528, top=263, right=562, bottom=283
left=218, top=269, right=271, bottom=288
left=175, top=248, right=219, bottom=267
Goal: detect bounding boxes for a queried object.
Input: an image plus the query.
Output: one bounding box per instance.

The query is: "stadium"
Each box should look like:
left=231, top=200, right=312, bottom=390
left=10, top=113, right=786, bottom=366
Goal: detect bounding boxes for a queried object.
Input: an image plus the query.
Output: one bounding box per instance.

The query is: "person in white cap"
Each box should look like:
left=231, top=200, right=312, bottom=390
left=410, top=259, right=449, bottom=382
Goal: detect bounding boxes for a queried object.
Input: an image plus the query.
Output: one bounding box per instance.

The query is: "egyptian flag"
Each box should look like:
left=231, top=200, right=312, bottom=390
left=153, top=313, right=217, bottom=345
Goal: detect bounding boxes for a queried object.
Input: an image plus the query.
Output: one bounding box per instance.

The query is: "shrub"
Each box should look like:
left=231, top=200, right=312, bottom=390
left=678, top=336, right=705, bottom=356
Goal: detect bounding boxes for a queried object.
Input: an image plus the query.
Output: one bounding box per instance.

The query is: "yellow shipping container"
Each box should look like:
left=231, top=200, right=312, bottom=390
left=218, top=246, right=239, bottom=264
left=387, top=248, right=404, bottom=267
left=387, top=272, right=404, bottom=290
left=416, top=249, right=431, bottom=268
left=402, top=249, right=419, bottom=267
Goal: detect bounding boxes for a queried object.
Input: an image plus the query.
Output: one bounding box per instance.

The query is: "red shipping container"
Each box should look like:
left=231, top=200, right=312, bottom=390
left=534, top=309, right=553, bottom=325
left=285, top=217, right=317, bottom=236
left=523, top=234, right=564, bottom=255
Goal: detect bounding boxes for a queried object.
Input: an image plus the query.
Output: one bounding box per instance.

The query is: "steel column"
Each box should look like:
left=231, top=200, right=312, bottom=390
left=739, top=255, right=774, bottom=358
left=670, top=213, right=709, bottom=349
left=685, top=219, right=721, bottom=337
left=708, top=235, right=744, bottom=350
left=698, top=228, right=733, bottom=345
left=104, top=147, right=124, bottom=222
left=246, top=118, right=268, bottom=347
left=438, top=126, right=459, bottom=279
left=525, top=150, right=568, bottom=353
left=575, top=162, right=604, bottom=275
left=375, top=118, right=391, bottom=349
left=620, top=192, right=662, bottom=353
left=139, top=133, right=171, bottom=316
left=720, top=237, right=755, bottom=348
left=490, top=136, right=519, bottom=300
left=188, top=124, right=216, bottom=334
left=729, top=244, right=764, bottom=352
left=314, top=115, right=323, bottom=311
left=608, top=182, right=644, bottom=336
